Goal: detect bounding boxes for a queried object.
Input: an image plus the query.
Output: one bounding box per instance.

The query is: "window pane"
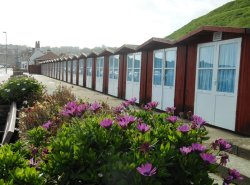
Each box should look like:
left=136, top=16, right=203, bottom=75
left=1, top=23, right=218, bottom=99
left=99, top=68, right=103, bottom=77
left=133, top=69, right=140, bottom=82
left=109, top=57, right=113, bottom=69
left=199, top=46, right=214, bottom=68
left=219, top=43, right=237, bottom=68
left=127, top=55, right=133, bottom=68
left=109, top=69, right=113, bottom=79
left=153, top=69, right=162, bottom=85
left=217, top=69, right=235, bottom=93
left=114, top=57, right=119, bottom=68
left=127, top=69, right=133, bottom=81
left=165, top=50, right=176, bottom=68
left=134, top=54, right=141, bottom=68
left=154, top=51, right=163, bottom=68
left=165, top=69, right=174, bottom=86
left=198, top=69, right=212, bottom=90
left=114, top=69, right=119, bottom=79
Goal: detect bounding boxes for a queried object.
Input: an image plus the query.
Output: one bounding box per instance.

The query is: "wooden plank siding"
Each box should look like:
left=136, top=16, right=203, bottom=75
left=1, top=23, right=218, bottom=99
left=66, top=61, right=68, bottom=83
left=83, top=59, right=87, bottom=87
left=76, top=59, right=79, bottom=85
left=139, top=51, right=148, bottom=104
left=92, top=58, right=96, bottom=90
left=121, top=54, right=127, bottom=99
left=145, top=51, right=153, bottom=103
left=236, top=34, right=250, bottom=134
left=118, top=54, right=124, bottom=99
left=183, top=43, right=197, bottom=113
left=103, top=56, right=109, bottom=94
left=174, top=45, right=187, bottom=114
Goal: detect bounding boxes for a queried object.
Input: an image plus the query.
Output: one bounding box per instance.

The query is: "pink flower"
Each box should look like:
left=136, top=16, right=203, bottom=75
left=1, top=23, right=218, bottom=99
left=220, top=153, right=229, bottom=166
left=100, top=118, right=113, bottom=129
left=212, top=138, right=232, bottom=151
left=191, top=115, right=206, bottom=128
left=127, top=97, right=137, bottom=105
left=192, top=143, right=206, bottom=152
left=200, top=153, right=216, bottom=164
left=177, top=124, right=190, bottom=133
left=166, top=106, right=176, bottom=115
left=42, top=120, right=53, bottom=130
left=90, top=102, right=101, bottom=113
left=136, top=163, right=157, bottom=176
left=167, top=116, right=178, bottom=124
left=180, top=146, right=192, bottom=155
left=137, top=123, right=150, bottom=133
left=143, top=101, right=159, bottom=110
left=112, top=105, right=124, bottom=114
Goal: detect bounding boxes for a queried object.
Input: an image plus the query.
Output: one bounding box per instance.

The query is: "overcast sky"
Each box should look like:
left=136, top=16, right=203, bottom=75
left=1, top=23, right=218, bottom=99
left=0, top=0, right=232, bottom=48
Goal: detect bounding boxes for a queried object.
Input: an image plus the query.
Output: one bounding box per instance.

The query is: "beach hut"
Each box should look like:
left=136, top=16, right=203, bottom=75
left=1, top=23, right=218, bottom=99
left=86, top=51, right=98, bottom=89
left=137, top=37, right=185, bottom=112
left=67, top=57, right=72, bottom=84
left=114, top=45, right=141, bottom=102
left=176, top=26, right=250, bottom=134
left=78, top=53, right=87, bottom=87
left=97, top=48, right=116, bottom=94
left=72, top=55, right=78, bottom=85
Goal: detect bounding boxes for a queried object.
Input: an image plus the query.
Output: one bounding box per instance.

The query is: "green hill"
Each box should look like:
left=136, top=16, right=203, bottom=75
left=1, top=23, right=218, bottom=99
left=166, top=0, right=250, bottom=40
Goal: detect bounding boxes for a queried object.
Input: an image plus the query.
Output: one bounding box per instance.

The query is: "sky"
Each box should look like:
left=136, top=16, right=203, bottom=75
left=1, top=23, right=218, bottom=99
left=0, top=0, right=233, bottom=49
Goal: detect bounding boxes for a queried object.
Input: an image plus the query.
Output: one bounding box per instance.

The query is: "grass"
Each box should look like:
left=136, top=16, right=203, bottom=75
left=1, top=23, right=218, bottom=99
left=166, top=0, right=250, bottom=40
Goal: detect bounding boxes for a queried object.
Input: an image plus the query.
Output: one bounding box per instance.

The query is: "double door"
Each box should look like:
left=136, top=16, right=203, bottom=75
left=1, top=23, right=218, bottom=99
left=125, top=53, right=141, bottom=103
left=194, top=38, right=241, bottom=131
left=108, top=55, right=119, bottom=96
left=152, top=48, right=177, bottom=110
left=96, top=57, right=104, bottom=92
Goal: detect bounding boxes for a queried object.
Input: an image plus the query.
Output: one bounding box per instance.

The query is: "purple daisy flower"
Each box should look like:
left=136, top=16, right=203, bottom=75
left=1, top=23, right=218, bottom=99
left=136, top=163, right=157, bottom=176
left=229, top=169, right=243, bottom=180
left=113, top=105, right=124, bottom=114
left=90, top=102, right=101, bottom=113
left=29, top=157, right=39, bottom=167
left=137, top=123, right=150, bottom=133
left=191, top=115, right=206, bottom=128
left=118, top=120, right=129, bottom=129
left=127, top=97, right=137, bottom=105
left=192, top=143, right=206, bottom=152
left=42, top=120, right=53, bottom=130
left=200, top=153, right=216, bottom=164
left=213, top=138, right=232, bottom=151
left=166, top=106, right=176, bottom=115
left=100, top=118, right=113, bottom=129
left=180, top=146, right=192, bottom=155
left=177, top=124, right=190, bottom=133
left=167, top=116, right=178, bottom=124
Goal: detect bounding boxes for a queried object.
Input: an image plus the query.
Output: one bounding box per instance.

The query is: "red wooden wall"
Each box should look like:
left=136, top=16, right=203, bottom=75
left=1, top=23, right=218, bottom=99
left=92, top=58, right=96, bottom=90
left=174, top=45, right=187, bottom=114
left=145, top=51, right=153, bottom=103
left=103, top=56, right=109, bottom=94
left=236, top=34, right=250, bottom=134
left=83, top=59, right=87, bottom=87
left=139, top=51, right=148, bottom=104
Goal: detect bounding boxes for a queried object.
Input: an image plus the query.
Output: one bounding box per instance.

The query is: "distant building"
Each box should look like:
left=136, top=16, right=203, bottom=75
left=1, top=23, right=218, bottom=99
left=28, top=41, right=44, bottom=65
left=21, top=61, right=28, bottom=70
left=34, top=50, right=58, bottom=64
left=28, top=41, right=58, bottom=65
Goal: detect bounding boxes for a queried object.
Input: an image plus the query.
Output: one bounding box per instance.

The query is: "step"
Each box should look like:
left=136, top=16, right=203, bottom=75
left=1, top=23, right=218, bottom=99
left=217, top=153, right=250, bottom=185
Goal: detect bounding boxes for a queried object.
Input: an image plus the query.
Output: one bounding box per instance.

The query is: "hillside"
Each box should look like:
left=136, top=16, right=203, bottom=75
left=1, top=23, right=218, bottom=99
left=166, top=0, right=250, bottom=40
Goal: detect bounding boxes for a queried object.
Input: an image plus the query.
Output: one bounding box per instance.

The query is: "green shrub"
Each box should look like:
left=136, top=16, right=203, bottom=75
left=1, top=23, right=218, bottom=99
left=0, top=75, right=44, bottom=106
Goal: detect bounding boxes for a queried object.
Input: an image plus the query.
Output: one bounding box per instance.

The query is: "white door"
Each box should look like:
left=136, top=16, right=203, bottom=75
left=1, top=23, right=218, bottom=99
left=86, top=58, right=92, bottom=88
left=67, top=61, right=71, bottom=83
left=63, top=61, right=66, bottom=81
left=79, top=59, right=84, bottom=86
left=108, top=55, right=119, bottom=96
left=96, top=57, right=104, bottom=92
left=152, top=48, right=177, bottom=110
left=73, top=60, right=77, bottom=84
left=194, top=38, right=241, bottom=131
left=125, top=53, right=141, bottom=103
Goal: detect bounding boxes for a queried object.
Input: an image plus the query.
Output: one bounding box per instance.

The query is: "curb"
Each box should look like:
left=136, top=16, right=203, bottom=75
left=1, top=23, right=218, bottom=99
left=230, top=144, right=250, bottom=161
left=217, top=165, right=250, bottom=185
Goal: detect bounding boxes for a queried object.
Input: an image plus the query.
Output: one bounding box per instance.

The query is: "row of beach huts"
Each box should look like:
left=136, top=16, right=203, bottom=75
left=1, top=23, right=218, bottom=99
left=40, top=26, right=250, bottom=135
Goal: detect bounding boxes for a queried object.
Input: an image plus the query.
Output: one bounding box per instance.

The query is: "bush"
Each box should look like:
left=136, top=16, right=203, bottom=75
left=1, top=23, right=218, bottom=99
left=0, top=75, right=44, bottom=106
left=18, top=85, right=76, bottom=139
left=2, top=98, right=243, bottom=185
